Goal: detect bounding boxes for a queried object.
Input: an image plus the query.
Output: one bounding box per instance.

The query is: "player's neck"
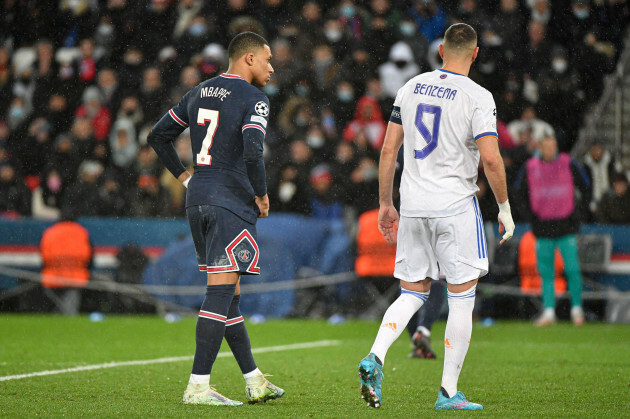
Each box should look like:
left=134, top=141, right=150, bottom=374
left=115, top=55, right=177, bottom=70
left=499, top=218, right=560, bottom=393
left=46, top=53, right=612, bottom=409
left=440, top=63, right=470, bottom=77
left=225, top=65, right=252, bottom=84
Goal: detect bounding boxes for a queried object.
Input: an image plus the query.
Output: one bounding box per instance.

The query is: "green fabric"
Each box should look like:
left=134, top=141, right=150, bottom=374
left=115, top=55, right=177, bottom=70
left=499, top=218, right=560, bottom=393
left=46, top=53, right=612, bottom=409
left=535, top=235, right=583, bottom=309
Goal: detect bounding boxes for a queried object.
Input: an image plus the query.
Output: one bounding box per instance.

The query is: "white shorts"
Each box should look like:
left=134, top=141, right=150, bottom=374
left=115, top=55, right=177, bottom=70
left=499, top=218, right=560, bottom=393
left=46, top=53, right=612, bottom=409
left=394, top=197, right=488, bottom=285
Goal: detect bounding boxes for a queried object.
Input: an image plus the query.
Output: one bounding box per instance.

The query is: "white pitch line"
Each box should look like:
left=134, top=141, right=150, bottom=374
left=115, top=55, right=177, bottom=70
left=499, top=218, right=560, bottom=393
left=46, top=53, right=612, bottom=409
left=0, top=339, right=341, bottom=382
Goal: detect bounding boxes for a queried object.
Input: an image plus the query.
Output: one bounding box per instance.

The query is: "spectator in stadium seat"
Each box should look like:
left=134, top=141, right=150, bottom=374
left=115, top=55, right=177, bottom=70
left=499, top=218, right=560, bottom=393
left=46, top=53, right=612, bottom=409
left=343, top=95, right=386, bottom=151
left=97, top=170, right=128, bottom=217
left=507, top=105, right=554, bottom=147
left=0, top=162, right=31, bottom=216
left=32, top=39, right=57, bottom=114
left=129, top=173, right=172, bottom=218
left=73, top=38, right=99, bottom=85
left=138, top=67, right=168, bottom=124
left=366, top=0, right=402, bottom=61
left=75, top=87, right=112, bottom=142
left=19, top=117, right=53, bottom=177
left=175, top=16, right=214, bottom=63
left=196, top=43, right=226, bottom=81
left=333, top=0, right=372, bottom=42
left=116, top=96, right=144, bottom=133
left=518, top=20, right=554, bottom=78
left=96, top=69, right=122, bottom=116
left=45, top=94, right=73, bottom=139
left=492, top=0, right=526, bottom=68
left=118, top=47, right=144, bottom=92
left=69, top=117, right=97, bottom=163
left=378, top=41, right=420, bottom=99
left=169, top=66, right=200, bottom=105
left=596, top=172, right=630, bottom=225
left=60, top=160, right=103, bottom=219
left=582, top=141, right=620, bottom=216
left=311, top=44, right=342, bottom=100
left=32, top=168, right=64, bottom=220
left=172, top=0, right=205, bottom=41
left=138, top=0, right=176, bottom=61
left=331, top=80, right=356, bottom=130
left=309, top=164, right=344, bottom=220
left=109, top=118, right=139, bottom=176
left=513, top=134, right=591, bottom=326
left=47, top=134, right=79, bottom=185
left=349, top=157, right=380, bottom=215
left=407, top=0, right=447, bottom=44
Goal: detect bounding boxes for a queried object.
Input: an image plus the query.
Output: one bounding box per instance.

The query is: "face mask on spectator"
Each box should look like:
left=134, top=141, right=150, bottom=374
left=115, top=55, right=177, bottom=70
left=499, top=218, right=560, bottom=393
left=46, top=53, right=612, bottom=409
left=394, top=60, right=408, bottom=69
left=294, top=115, right=308, bottom=127
left=573, top=9, right=589, bottom=19
left=400, top=22, right=416, bottom=36
left=325, top=28, right=342, bottom=42
left=279, top=182, right=297, bottom=203
left=341, top=5, right=356, bottom=17
left=307, top=135, right=324, bottom=149
left=263, top=84, right=279, bottom=96
left=97, top=23, right=114, bottom=37
left=295, top=85, right=310, bottom=97
left=552, top=58, right=568, bottom=74
left=337, top=89, right=354, bottom=102
left=9, top=106, right=24, bottom=119
left=189, top=23, right=207, bottom=36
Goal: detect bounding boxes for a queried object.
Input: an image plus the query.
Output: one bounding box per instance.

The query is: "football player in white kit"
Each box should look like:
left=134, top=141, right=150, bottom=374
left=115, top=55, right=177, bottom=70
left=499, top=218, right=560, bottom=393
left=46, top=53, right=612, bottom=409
left=358, top=23, right=515, bottom=410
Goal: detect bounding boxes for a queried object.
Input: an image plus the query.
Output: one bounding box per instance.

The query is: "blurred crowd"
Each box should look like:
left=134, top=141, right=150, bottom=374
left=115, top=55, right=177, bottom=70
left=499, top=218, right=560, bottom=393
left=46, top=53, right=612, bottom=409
left=0, top=0, right=628, bottom=224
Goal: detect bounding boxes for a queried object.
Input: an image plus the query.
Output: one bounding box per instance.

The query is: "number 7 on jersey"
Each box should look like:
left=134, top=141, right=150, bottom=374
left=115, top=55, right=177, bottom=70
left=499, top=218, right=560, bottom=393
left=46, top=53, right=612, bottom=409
left=196, top=108, right=219, bottom=166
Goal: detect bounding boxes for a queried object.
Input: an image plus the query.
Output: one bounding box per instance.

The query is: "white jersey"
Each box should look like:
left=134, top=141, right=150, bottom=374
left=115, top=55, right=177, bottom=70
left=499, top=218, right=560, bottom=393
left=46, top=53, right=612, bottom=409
left=391, top=68, right=497, bottom=217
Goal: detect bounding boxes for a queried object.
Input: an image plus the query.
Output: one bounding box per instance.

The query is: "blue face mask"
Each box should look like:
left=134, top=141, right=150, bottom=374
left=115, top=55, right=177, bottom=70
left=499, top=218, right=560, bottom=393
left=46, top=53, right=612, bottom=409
left=400, top=22, right=416, bottom=36
left=189, top=24, right=207, bottom=36
left=573, top=9, right=590, bottom=20
left=341, top=5, right=356, bottom=17
left=264, top=84, right=279, bottom=96
left=337, top=90, right=354, bottom=102
left=9, top=106, right=24, bottom=120
left=295, top=85, right=310, bottom=97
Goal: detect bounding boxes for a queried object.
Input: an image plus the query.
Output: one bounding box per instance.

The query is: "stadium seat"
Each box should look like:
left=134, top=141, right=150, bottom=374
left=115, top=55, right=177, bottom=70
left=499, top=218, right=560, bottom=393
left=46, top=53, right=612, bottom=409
left=577, top=234, right=612, bottom=273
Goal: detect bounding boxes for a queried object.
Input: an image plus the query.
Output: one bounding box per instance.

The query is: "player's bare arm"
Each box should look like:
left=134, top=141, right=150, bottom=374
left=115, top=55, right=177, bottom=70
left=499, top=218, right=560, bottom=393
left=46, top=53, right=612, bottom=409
left=378, top=121, right=404, bottom=244
left=477, top=137, right=515, bottom=244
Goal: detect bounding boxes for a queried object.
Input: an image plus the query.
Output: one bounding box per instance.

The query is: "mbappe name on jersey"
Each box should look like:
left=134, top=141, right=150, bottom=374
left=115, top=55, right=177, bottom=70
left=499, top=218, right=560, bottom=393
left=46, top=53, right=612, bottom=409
left=200, top=86, right=232, bottom=101
left=413, top=83, right=457, bottom=100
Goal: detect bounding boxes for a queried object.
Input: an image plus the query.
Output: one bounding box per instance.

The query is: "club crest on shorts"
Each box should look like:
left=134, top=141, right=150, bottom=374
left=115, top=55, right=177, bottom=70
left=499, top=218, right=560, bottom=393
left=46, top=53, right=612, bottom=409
left=254, top=101, right=269, bottom=117
left=237, top=248, right=252, bottom=262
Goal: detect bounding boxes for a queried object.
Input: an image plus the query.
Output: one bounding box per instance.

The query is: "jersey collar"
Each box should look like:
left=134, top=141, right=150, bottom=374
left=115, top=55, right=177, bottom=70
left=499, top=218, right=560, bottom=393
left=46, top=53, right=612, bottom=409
left=438, top=68, right=466, bottom=77
left=220, top=73, right=246, bottom=80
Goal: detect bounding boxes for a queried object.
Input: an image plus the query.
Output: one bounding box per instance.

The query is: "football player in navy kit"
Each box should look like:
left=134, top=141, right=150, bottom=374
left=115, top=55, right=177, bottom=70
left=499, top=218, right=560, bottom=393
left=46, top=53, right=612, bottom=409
left=148, top=32, right=284, bottom=406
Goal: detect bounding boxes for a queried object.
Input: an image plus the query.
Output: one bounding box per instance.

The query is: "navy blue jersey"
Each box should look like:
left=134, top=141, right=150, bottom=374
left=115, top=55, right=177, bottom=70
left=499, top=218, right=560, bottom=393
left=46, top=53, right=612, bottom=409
left=149, top=73, right=269, bottom=224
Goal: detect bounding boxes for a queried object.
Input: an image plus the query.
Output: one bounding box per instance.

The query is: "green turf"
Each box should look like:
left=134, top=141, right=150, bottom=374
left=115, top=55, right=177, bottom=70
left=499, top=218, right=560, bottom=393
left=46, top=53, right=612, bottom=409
left=0, top=315, right=628, bottom=417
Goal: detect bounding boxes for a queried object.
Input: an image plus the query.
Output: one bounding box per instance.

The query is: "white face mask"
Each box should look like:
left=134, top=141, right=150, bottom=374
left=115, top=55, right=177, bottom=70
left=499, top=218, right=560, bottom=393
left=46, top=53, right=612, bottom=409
left=307, top=135, right=325, bottom=149
left=279, top=182, right=297, bottom=202
left=325, top=29, right=342, bottom=42
left=552, top=59, right=568, bottom=74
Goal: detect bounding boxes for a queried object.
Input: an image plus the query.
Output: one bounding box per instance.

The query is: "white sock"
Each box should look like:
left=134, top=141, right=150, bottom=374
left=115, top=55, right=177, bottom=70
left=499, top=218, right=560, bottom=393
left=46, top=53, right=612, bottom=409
left=441, top=285, right=476, bottom=398
left=243, top=367, right=263, bottom=384
left=542, top=307, right=556, bottom=319
left=189, top=373, right=210, bottom=386
left=370, top=289, right=429, bottom=364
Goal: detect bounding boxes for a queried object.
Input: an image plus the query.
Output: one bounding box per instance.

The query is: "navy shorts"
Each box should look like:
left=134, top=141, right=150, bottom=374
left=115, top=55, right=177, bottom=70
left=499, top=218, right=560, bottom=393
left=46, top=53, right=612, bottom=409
left=186, top=205, right=260, bottom=275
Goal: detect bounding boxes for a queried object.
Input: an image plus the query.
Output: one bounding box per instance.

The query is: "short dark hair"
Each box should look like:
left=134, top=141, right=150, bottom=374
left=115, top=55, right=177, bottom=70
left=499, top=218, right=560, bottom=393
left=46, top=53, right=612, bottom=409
left=443, top=23, right=477, bottom=53
left=228, top=32, right=268, bottom=60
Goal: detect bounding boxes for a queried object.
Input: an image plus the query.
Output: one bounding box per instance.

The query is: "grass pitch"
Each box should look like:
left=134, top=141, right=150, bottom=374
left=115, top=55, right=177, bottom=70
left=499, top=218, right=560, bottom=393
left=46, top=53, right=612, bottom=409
left=0, top=315, right=628, bottom=417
